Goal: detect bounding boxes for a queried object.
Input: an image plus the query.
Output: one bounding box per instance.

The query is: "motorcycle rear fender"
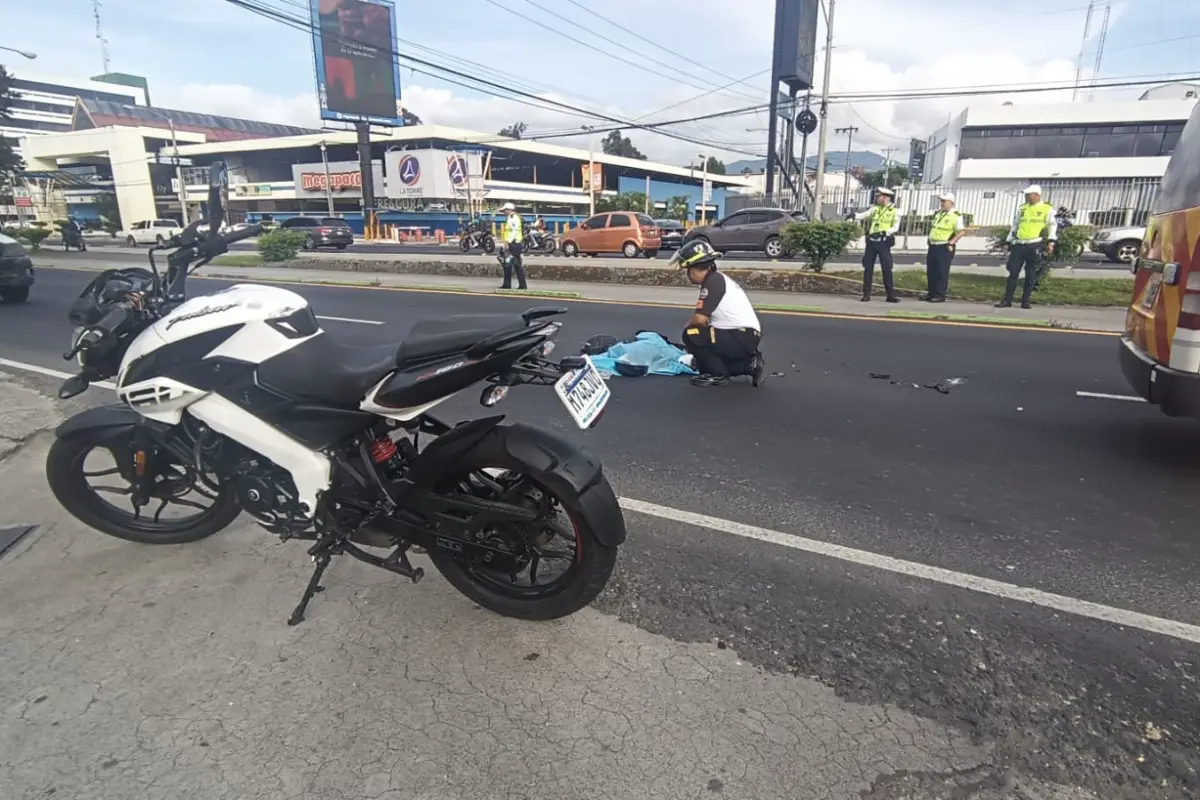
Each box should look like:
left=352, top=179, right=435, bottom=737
left=408, top=420, right=623, bottom=545
left=55, top=403, right=169, bottom=442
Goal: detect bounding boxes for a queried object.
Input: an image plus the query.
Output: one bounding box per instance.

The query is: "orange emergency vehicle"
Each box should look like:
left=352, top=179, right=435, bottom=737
left=1119, top=100, right=1200, bottom=419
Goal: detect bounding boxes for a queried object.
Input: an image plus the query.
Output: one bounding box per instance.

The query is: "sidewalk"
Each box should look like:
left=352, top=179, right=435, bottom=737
left=34, top=256, right=1127, bottom=332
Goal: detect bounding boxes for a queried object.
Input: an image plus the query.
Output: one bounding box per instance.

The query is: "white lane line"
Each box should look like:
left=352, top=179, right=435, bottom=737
left=618, top=498, right=1200, bottom=646
left=3, top=356, right=1195, bottom=646
left=315, top=315, right=384, bottom=325
left=1076, top=390, right=1147, bottom=403
left=0, top=357, right=116, bottom=389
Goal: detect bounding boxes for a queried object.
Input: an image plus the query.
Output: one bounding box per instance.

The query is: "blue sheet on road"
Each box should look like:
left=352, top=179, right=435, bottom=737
left=590, top=331, right=696, bottom=377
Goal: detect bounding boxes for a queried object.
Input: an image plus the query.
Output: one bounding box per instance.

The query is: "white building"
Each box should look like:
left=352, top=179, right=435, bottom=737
left=922, top=92, right=1197, bottom=226
left=1, top=73, right=145, bottom=158
left=1139, top=82, right=1200, bottom=102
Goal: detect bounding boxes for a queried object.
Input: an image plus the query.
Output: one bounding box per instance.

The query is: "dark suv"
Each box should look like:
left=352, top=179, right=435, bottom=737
left=0, top=231, right=33, bottom=304
left=683, top=207, right=806, bottom=258
left=280, top=216, right=354, bottom=250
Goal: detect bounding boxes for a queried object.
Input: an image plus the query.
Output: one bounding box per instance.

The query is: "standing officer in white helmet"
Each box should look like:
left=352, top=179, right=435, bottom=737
left=499, top=201, right=528, bottom=290
left=922, top=192, right=965, bottom=303
left=997, top=184, right=1056, bottom=309
left=853, top=187, right=902, bottom=303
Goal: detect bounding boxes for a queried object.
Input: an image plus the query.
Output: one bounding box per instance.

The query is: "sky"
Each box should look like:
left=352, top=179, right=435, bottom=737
left=4, top=0, right=1199, bottom=167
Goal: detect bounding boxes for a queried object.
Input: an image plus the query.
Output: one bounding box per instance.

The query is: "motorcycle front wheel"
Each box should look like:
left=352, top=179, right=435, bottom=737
left=46, top=432, right=242, bottom=545
left=426, top=432, right=619, bottom=621
left=459, top=236, right=472, bottom=252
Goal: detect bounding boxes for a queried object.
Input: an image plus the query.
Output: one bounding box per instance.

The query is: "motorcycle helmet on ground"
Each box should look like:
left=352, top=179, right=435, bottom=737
left=581, top=334, right=619, bottom=356
left=669, top=239, right=720, bottom=270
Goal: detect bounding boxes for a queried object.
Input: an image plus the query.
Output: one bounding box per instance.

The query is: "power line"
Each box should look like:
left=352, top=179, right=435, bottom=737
left=558, top=0, right=767, bottom=100
left=482, top=0, right=760, bottom=104
left=222, top=0, right=768, bottom=156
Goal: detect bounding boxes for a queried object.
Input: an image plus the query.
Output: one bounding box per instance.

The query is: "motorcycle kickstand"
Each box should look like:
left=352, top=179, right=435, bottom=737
left=287, top=550, right=334, bottom=626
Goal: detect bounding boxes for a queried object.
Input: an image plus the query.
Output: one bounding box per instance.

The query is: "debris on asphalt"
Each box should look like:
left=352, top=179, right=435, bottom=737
left=1144, top=721, right=1166, bottom=742
left=770, top=371, right=785, bottom=378
left=1017, top=406, right=1025, bottom=412
left=923, top=376, right=968, bottom=395
left=870, top=372, right=891, bottom=380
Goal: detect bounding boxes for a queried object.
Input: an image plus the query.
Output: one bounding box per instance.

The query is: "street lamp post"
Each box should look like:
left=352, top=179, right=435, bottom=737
left=146, top=108, right=189, bottom=225
left=698, top=153, right=708, bottom=226
left=0, top=46, right=37, bottom=60
left=319, top=141, right=335, bottom=215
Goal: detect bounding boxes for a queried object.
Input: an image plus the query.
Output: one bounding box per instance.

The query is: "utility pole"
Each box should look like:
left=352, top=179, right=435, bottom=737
left=812, top=0, right=836, bottom=220
left=319, top=141, right=334, bottom=215
left=880, top=146, right=901, bottom=190
left=582, top=125, right=596, bottom=216
left=698, top=153, right=709, bottom=226
left=834, top=126, right=858, bottom=212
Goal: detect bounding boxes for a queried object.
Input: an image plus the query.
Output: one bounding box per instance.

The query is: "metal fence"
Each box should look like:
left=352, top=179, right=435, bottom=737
left=728, top=178, right=1162, bottom=231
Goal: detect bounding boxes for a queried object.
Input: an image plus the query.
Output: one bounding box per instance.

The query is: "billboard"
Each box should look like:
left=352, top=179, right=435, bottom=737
left=291, top=160, right=385, bottom=199
left=310, top=0, right=403, bottom=127
left=383, top=150, right=485, bottom=200
left=773, top=0, right=820, bottom=93
left=907, top=139, right=928, bottom=183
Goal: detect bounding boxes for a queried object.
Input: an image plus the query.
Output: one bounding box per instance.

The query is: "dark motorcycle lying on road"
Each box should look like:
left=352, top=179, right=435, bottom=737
left=46, top=161, right=625, bottom=626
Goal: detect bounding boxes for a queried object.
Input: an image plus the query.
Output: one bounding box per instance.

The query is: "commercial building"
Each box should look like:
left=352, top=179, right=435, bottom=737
left=919, top=92, right=1198, bottom=226
left=0, top=72, right=146, bottom=157
left=19, top=104, right=750, bottom=232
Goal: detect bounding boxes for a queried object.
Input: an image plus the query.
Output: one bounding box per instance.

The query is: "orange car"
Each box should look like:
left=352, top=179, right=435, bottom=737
left=560, top=212, right=661, bottom=258
left=1119, top=100, right=1200, bottom=419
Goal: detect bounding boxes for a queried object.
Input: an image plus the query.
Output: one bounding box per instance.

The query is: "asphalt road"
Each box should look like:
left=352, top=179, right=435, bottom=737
left=2, top=268, right=1198, bottom=797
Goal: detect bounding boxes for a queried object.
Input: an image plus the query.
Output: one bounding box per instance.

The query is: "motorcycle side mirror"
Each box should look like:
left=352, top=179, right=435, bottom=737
left=58, top=375, right=90, bottom=400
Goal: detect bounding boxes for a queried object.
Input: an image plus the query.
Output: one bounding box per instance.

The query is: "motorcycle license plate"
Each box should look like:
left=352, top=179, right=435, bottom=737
left=554, top=355, right=610, bottom=429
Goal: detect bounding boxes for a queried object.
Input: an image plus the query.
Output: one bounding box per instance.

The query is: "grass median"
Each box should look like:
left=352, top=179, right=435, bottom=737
left=212, top=254, right=264, bottom=267
left=829, top=269, right=1134, bottom=306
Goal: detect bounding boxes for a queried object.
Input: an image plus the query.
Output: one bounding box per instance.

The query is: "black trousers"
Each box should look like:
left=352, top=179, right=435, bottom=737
left=501, top=241, right=527, bottom=289
left=925, top=243, right=954, bottom=299
left=1004, top=243, right=1041, bottom=304
left=862, top=239, right=895, bottom=298
left=682, top=325, right=761, bottom=377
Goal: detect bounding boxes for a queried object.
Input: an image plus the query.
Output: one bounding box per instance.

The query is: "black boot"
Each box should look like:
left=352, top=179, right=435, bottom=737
left=995, top=299, right=1013, bottom=308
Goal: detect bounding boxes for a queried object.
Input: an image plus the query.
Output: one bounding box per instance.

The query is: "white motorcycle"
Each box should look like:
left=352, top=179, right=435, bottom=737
left=47, top=162, right=622, bottom=626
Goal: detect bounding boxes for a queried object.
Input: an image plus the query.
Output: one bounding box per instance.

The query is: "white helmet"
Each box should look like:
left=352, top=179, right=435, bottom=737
left=876, top=187, right=896, bottom=197
left=500, top=202, right=516, bottom=212
left=1023, top=184, right=1042, bottom=196
left=938, top=192, right=955, bottom=202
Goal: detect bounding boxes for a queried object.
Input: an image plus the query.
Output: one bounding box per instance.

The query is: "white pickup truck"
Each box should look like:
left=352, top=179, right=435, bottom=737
left=120, top=219, right=182, bottom=247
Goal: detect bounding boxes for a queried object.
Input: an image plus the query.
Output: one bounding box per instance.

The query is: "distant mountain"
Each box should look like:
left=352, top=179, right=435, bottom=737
left=727, top=150, right=886, bottom=175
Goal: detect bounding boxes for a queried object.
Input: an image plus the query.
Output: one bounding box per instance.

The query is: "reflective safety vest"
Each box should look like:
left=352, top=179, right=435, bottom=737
left=504, top=213, right=524, bottom=243
left=928, top=209, right=961, bottom=244
left=869, top=204, right=898, bottom=235
left=1015, top=201, right=1054, bottom=241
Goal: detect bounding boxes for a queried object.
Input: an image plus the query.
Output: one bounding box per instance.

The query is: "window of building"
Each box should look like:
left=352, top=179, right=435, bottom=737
left=960, top=121, right=1187, bottom=160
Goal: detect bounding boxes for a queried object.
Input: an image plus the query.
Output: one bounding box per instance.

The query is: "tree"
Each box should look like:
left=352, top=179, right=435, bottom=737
left=780, top=220, right=862, bottom=273
left=664, top=195, right=690, bottom=221
left=686, top=156, right=726, bottom=175
left=595, top=192, right=647, bottom=213
left=600, top=130, right=647, bottom=160
left=0, top=65, right=25, bottom=189
left=860, top=165, right=908, bottom=190
left=94, top=193, right=122, bottom=234
left=498, top=121, right=528, bottom=139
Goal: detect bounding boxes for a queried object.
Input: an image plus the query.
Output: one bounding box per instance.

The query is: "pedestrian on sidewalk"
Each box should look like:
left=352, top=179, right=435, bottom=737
left=854, top=188, right=901, bottom=303
left=499, top=202, right=528, bottom=290
left=997, top=184, right=1056, bottom=309
left=921, top=193, right=965, bottom=303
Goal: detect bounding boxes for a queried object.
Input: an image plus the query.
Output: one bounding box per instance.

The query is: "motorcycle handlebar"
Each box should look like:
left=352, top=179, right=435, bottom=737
left=218, top=223, right=263, bottom=248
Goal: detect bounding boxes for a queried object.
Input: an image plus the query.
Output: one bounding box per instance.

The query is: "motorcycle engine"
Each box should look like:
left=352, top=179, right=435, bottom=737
left=233, top=458, right=310, bottom=534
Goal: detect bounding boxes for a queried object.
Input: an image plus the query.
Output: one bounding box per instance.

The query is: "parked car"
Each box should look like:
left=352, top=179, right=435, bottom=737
left=1090, top=225, right=1146, bottom=264
left=120, top=219, right=182, bottom=247
left=683, top=207, right=806, bottom=258
left=655, top=219, right=686, bottom=250
left=0, top=231, right=34, bottom=304
left=560, top=212, right=661, bottom=258
left=280, top=216, right=354, bottom=250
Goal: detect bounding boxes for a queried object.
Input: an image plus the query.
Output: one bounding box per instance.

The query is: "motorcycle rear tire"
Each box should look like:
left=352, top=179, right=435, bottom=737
left=425, top=428, right=619, bottom=621
left=483, top=236, right=496, bottom=254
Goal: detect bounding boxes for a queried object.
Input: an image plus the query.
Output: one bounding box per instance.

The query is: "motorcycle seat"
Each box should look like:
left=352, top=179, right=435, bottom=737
left=257, top=314, right=531, bottom=408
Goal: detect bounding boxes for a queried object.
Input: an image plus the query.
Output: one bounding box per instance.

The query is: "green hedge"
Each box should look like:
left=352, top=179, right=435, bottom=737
left=256, top=229, right=308, bottom=263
